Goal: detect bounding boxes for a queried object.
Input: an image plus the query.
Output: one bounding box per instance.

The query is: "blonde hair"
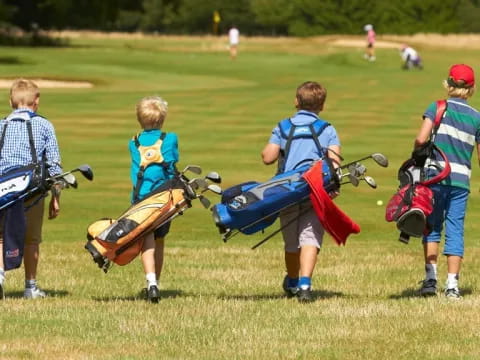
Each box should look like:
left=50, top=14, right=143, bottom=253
left=10, top=78, right=39, bottom=108
left=136, top=96, right=168, bottom=129
left=443, top=80, right=475, bottom=99
left=296, top=81, right=327, bottom=113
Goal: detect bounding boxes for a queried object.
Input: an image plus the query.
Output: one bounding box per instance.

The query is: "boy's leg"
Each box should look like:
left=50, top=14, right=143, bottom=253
left=154, top=237, right=165, bottom=280
left=24, top=198, right=46, bottom=299
left=141, top=232, right=159, bottom=303
left=443, top=187, right=468, bottom=298
left=153, top=222, right=170, bottom=280
left=280, top=206, right=301, bottom=295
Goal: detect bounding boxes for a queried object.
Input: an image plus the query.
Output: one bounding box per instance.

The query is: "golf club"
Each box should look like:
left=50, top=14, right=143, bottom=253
left=202, top=184, right=222, bottom=195
left=340, top=153, right=389, bottom=170
left=363, top=176, right=377, bottom=189
left=198, top=195, right=211, bottom=209
left=181, top=165, right=202, bottom=175
left=205, top=171, right=222, bottom=184
left=188, top=178, right=208, bottom=191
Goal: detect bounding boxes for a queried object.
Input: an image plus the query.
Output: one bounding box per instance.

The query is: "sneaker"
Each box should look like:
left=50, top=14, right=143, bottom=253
left=24, top=287, right=46, bottom=299
left=147, top=285, right=160, bottom=303
left=282, top=276, right=299, bottom=298
left=418, top=279, right=437, bottom=297
left=297, top=287, right=313, bottom=303
left=445, top=287, right=461, bottom=300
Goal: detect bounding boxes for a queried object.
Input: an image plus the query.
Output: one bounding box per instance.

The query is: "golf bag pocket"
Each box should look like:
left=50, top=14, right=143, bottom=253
left=1, top=200, right=26, bottom=270
left=385, top=183, right=433, bottom=238
left=0, top=163, right=46, bottom=210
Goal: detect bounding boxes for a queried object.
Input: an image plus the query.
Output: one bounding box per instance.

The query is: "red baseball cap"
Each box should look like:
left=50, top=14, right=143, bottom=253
left=447, top=64, right=475, bottom=88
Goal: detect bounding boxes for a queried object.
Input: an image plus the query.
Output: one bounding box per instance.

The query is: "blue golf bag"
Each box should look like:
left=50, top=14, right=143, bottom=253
left=212, top=160, right=338, bottom=240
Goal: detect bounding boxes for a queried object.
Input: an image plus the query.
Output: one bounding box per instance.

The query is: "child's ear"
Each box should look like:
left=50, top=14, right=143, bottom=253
left=294, top=97, right=299, bottom=109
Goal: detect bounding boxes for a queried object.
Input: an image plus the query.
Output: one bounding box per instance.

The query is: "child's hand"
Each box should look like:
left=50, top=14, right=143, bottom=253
left=48, top=191, right=60, bottom=219
left=329, top=190, right=340, bottom=199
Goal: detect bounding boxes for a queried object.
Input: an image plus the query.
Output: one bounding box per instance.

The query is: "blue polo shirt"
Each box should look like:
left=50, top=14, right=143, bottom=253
left=424, top=98, right=480, bottom=190
left=129, top=129, right=179, bottom=202
left=268, top=110, right=340, bottom=172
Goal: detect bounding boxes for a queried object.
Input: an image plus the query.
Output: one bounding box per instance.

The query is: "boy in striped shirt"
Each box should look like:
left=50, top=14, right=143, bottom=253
left=415, top=64, right=480, bottom=299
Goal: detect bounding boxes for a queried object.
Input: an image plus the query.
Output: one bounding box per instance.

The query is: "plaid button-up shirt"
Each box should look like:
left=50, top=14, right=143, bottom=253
left=0, top=108, right=62, bottom=176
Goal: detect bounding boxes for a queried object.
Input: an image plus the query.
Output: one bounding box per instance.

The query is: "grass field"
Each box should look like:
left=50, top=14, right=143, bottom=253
left=1, top=33, right=480, bottom=359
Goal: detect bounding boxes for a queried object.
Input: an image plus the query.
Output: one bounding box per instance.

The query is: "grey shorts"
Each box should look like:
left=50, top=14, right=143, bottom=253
left=280, top=202, right=324, bottom=253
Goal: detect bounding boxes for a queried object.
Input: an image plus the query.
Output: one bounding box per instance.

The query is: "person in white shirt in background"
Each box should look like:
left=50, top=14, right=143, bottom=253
left=400, top=44, right=423, bottom=70
left=228, top=26, right=239, bottom=60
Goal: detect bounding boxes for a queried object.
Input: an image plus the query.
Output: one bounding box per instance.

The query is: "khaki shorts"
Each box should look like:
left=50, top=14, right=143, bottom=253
left=280, top=202, right=324, bottom=253
left=0, top=197, right=44, bottom=245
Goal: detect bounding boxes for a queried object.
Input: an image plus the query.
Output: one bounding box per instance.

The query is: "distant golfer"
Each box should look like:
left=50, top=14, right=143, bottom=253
left=415, top=64, right=480, bottom=300
left=228, top=26, right=239, bottom=60
left=400, top=45, right=423, bottom=70
left=363, top=24, right=376, bottom=62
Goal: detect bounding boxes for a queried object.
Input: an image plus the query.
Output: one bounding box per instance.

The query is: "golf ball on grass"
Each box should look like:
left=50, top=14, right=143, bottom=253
left=376, top=200, right=383, bottom=206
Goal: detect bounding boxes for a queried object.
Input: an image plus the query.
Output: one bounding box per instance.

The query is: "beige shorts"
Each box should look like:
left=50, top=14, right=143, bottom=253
left=280, top=201, right=324, bottom=253
left=0, top=197, right=44, bottom=245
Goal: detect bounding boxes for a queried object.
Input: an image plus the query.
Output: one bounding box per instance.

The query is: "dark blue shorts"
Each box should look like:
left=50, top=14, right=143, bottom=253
left=154, top=221, right=171, bottom=239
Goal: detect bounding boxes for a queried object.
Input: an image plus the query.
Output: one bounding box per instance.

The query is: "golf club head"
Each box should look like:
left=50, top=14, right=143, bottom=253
left=206, top=184, right=222, bottom=195
left=182, top=165, right=202, bottom=175
left=371, top=153, right=389, bottom=168
left=188, top=178, right=208, bottom=191
left=348, top=174, right=360, bottom=187
left=364, top=176, right=377, bottom=189
left=63, top=173, right=78, bottom=188
left=74, top=164, right=94, bottom=181
left=353, top=163, right=367, bottom=177
left=198, top=195, right=211, bottom=209
left=205, top=171, right=222, bottom=184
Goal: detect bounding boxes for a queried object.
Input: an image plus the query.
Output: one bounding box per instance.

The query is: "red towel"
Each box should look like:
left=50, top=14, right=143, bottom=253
left=302, top=161, right=361, bottom=245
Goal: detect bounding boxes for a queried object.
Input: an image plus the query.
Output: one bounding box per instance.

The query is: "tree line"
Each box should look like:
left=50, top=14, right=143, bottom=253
left=1, top=0, right=480, bottom=36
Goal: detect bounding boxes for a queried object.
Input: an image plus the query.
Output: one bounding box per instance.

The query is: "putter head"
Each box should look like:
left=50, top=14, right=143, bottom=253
left=76, top=164, right=94, bottom=181
left=205, top=171, right=222, bottom=184
left=364, top=176, right=377, bottom=189
left=63, top=173, right=78, bottom=188
left=206, top=184, right=222, bottom=195
left=371, top=153, right=389, bottom=168
left=182, top=165, right=202, bottom=175
left=198, top=195, right=211, bottom=209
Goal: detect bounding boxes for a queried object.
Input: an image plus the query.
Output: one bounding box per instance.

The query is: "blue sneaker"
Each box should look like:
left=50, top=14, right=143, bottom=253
left=282, top=276, right=299, bottom=298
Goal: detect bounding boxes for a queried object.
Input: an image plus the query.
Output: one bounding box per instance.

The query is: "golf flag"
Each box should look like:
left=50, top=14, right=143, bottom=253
left=213, top=10, right=221, bottom=24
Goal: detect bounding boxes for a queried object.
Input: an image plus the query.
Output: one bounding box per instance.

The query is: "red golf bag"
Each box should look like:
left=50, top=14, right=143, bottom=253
left=385, top=100, right=450, bottom=243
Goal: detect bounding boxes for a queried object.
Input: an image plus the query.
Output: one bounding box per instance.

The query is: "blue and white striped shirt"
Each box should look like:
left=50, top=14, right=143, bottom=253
left=0, top=108, right=62, bottom=176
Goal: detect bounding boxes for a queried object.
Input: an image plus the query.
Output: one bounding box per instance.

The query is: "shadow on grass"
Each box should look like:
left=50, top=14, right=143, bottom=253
left=218, top=289, right=347, bottom=301
left=92, top=289, right=183, bottom=302
left=0, top=56, right=24, bottom=64
left=5, top=289, right=69, bottom=299
left=389, top=286, right=473, bottom=300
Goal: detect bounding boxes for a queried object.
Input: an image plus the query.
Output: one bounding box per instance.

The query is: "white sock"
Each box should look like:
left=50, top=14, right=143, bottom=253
left=446, top=273, right=459, bottom=289
left=0, top=268, right=5, bottom=285
left=425, top=264, right=437, bottom=281
left=25, top=279, right=37, bottom=289
left=146, top=272, right=157, bottom=289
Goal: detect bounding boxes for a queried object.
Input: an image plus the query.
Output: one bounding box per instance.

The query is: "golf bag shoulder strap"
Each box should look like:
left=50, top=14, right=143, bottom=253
left=278, top=118, right=330, bottom=140
left=0, top=112, right=38, bottom=164
left=277, top=118, right=330, bottom=173
left=132, top=132, right=169, bottom=202
left=433, top=100, right=447, bottom=132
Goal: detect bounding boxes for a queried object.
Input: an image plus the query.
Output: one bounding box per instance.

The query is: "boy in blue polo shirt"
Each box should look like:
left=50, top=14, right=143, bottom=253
left=415, top=64, right=480, bottom=299
left=262, top=81, right=341, bottom=302
left=129, top=95, right=178, bottom=302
